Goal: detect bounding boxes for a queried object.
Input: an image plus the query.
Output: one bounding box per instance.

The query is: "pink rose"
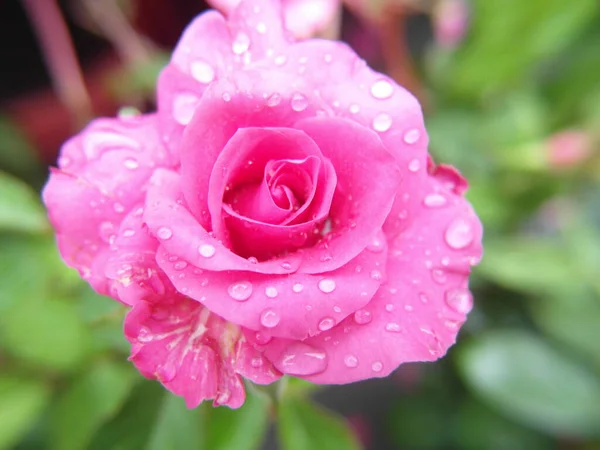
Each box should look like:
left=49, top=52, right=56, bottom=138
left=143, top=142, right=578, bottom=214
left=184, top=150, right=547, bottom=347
left=43, top=0, right=482, bottom=408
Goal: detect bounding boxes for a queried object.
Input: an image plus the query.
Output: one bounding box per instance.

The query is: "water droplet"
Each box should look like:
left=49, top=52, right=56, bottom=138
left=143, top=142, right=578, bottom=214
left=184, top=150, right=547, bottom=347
left=370, top=270, right=383, bottom=281
left=260, top=309, right=280, bottom=328
left=408, top=159, right=421, bottom=172
left=405, top=304, right=414, bottom=312
left=318, top=317, right=335, bottom=331
left=248, top=256, right=258, bottom=264
left=445, top=288, right=473, bottom=314
left=232, top=32, right=250, bottom=54
left=190, top=59, right=215, bottom=83
left=123, top=158, right=139, bottom=169
left=372, top=113, right=392, bottom=132
left=423, top=193, right=447, bottom=208
left=265, top=286, right=278, bottom=298
left=221, top=92, right=232, bottom=102
left=445, top=218, right=474, bottom=249
left=275, top=343, right=327, bottom=376
left=372, top=361, right=383, bottom=372
left=441, top=257, right=450, bottom=266
left=354, top=309, right=372, bottom=325
left=344, top=354, right=359, bottom=368
left=281, top=261, right=292, bottom=270
left=366, top=235, right=385, bottom=252
left=113, top=202, right=125, bottom=213
left=419, top=293, right=429, bottom=303
left=318, top=278, right=336, bottom=293
left=385, top=303, right=394, bottom=312
left=256, top=22, right=267, bottom=34
left=174, top=261, right=188, bottom=270
left=403, top=129, right=420, bottom=144
left=385, top=322, right=402, bottom=333
left=291, top=93, right=308, bottom=112
left=267, top=93, right=281, bottom=107
left=292, top=283, right=304, bottom=293
left=157, top=227, right=173, bottom=240
left=197, top=244, right=216, bottom=258
left=173, top=92, right=200, bottom=125
left=251, top=357, right=263, bottom=367
left=333, top=306, right=341, bottom=313
left=274, top=55, right=287, bottom=66
left=431, top=269, right=447, bottom=284
left=349, top=104, right=360, bottom=114
left=324, top=53, right=332, bottom=63
left=123, top=229, right=135, bottom=237
left=227, top=281, right=253, bottom=302
left=255, top=331, right=271, bottom=345
left=371, top=79, right=394, bottom=99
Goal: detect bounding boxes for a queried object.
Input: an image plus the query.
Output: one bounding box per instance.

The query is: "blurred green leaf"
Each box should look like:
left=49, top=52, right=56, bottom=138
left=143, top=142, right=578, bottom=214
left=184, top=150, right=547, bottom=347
left=205, top=388, right=270, bottom=450
left=457, top=329, right=600, bottom=437
left=0, top=377, right=50, bottom=450
left=278, top=396, right=362, bottom=450
left=0, top=298, right=90, bottom=372
left=49, top=361, right=137, bottom=450
left=477, top=238, right=579, bottom=294
left=0, top=116, right=44, bottom=185
left=146, top=394, right=205, bottom=450
left=0, top=171, right=48, bottom=234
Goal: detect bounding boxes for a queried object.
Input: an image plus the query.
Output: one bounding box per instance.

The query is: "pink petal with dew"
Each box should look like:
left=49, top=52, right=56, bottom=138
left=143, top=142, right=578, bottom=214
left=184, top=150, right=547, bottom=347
left=125, top=295, right=281, bottom=409
left=260, top=174, right=482, bottom=383
left=42, top=114, right=170, bottom=295
left=283, top=0, right=340, bottom=38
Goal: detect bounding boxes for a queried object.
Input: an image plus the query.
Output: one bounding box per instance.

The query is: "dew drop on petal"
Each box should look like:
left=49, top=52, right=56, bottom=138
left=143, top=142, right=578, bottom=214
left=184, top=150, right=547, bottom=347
left=403, top=129, right=421, bottom=144
left=324, top=53, right=332, bottom=63
left=372, top=361, right=383, bottom=372
left=445, top=288, right=473, bottom=314
left=318, top=278, right=336, bottom=293
left=251, top=357, right=263, bottom=368
left=228, top=281, right=253, bottom=301
left=370, top=79, right=394, bottom=99
left=275, top=342, right=327, bottom=376
left=260, top=309, right=280, bottom=328
left=385, top=303, right=394, bottom=312
left=445, top=218, right=474, bottom=249
left=372, top=113, right=392, bottom=132
left=198, top=244, right=216, bottom=258
left=173, top=261, right=188, bottom=270
left=255, top=331, right=272, bottom=345
left=256, top=22, right=267, bottom=33
left=431, top=269, right=447, bottom=284
left=157, top=227, right=173, bottom=240
left=292, top=283, right=304, bottom=293
left=113, top=202, right=125, bottom=213
left=318, top=317, right=335, bottom=331
left=408, top=159, right=421, bottom=172
left=354, top=309, right=372, bottom=325
left=190, top=60, right=215, bottom=83
left=173, top=92, right=200, bottom=125
left=423, top=193, right=447, bottom=208
left=265, top=286, right=278, bottom=298
left=366, top=235, right=385, bottom=253
left=281, top=261, right=292, bottom=270
left=385, top=322, right=402, bottom=333
left=349, top=104, right=360, bottom=114
left=274, top=55, right=287, bottom=66
left=291, top=93, right=308, bottom=112
left=232, top=32, right=250, bottom=54
left=344, top=354, right=359, bottom=368
left=123, top=158, right=139, bottom=170
left=267, top=93, right=282, bottom=107
left=370, top=270, right=383, bottom=281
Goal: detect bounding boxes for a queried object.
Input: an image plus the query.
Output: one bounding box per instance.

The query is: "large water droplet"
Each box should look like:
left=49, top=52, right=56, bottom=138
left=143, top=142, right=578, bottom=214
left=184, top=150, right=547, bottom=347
left=291, top=93, right=308, bottom=112
left=423, top=193, right=447, bottom=208
left=318, top=317, right=335, bottom=331
left=370, top=79, right=394, bottom=99
left=157, top=227, right=173, bottom=240
left=198, top=244, right=216, bottom=258
left=445, top=218, right=474, bottom=249
left=232, top=32, right=250, bottom=54
left=228, top=281, right=253, bottom=301
left=190, top=59, right=215, bottom=83
left=275, top=343, right=327, bottom=375
left=445, top=288, right=473, bottom=314
left=260, top=309, right=280, bottom=328
left=403, top=129, right=420, bottom=144
left=372, top=113, right=392, bottom=132
left=354, top=309, right=372, bottom=325
left=173, top=92, right=200, bottom=125
left=344, top=354, right=359, bottom=368
left=318, top=278, right=336, bottom=293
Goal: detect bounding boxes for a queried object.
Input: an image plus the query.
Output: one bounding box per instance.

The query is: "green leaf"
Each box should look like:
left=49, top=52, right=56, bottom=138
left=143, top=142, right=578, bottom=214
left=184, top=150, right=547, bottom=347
left=278, top=396, right=362, bottom=450
left=0, top=298, right=90, bottom=372
left=0, top=116, right=44, bottom=185
left=49, top=361, right=137, bottom=450
left=0, top=377, right=50, bottom=450
left=205, top=387, right=270, bottom=450
left=457, top=329, right=600, bottom=437
left=146, top=394, right=205, bottom=450
left=0, top=171, right=48, bottom=234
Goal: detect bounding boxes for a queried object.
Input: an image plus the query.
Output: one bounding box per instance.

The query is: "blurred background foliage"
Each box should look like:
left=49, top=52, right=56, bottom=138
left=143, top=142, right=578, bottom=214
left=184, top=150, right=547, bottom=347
left=0, top=0, right=599, bottom=449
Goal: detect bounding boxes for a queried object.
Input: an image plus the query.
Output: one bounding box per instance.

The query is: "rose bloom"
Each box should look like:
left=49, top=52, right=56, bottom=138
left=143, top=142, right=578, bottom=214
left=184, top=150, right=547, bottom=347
left=43, top=0, right=482, bottom=408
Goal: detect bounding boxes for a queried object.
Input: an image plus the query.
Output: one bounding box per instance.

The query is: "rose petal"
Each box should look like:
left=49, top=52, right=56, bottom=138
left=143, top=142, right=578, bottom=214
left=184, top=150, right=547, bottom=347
left=260, top=176, right=483, bottom=383
left=125, top=294, right=281, bottom=409
left=42, top=114, right=170, bottom=295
